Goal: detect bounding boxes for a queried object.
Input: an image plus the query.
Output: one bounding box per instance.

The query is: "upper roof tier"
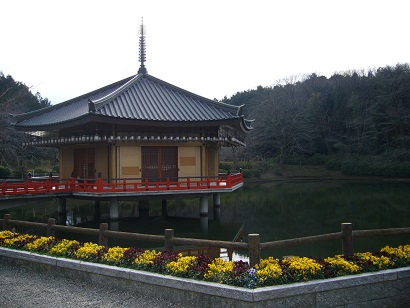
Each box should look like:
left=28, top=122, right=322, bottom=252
left=12, top=73, right=252, bottom=132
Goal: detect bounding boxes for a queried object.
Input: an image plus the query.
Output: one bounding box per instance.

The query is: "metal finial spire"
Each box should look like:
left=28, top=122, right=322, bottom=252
left=138, top=17, right=147, bottom=74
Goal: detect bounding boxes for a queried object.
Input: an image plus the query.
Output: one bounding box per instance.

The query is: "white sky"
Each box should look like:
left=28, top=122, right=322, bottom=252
left=1, top=0, right=409, bottom=104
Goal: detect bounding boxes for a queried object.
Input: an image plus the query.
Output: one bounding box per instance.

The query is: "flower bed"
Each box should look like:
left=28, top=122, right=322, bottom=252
left=1, top=230, right=410, bottom=289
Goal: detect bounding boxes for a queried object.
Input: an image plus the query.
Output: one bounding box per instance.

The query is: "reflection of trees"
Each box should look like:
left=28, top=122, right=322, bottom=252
left=220, top=182, right=410, bottom=244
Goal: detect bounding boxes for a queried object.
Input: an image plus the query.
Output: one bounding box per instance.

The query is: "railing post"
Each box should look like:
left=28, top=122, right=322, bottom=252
left=164, top=229, right=174, bottom=252
left=187, top=177, right=190, bottom=189
left=3, top=214, right=11, bottom=230
left=248, top=233, right=260, bottom=267
left=226, top=174, right=232, bottom=188
left=99, top=223, right=109, bottom=246
left=97, top=177, right=103, bottom=192
left=123, top=178, right=126, bottom=191
left=70, top=177, right=75, bottom=191
left=47, top=218, right=56, bottom=237
left=341, top=223, right=353, bottom=255
left=1, top=181, right=5, bottom=195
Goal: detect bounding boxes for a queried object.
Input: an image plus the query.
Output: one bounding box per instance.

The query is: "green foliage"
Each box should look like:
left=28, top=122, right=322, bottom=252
left=0, top=72, right=56, bottom=172
left=341, top=160, right=410, bottom=177
left=223, top=63, right=410, bottom=175
left=0, top=166, right=11, bottom=178
left=306, top=154, right=328, bottom=166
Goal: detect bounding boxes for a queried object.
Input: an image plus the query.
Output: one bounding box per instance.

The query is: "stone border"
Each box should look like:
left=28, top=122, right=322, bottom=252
left=1, top=247, right=410, bottom=307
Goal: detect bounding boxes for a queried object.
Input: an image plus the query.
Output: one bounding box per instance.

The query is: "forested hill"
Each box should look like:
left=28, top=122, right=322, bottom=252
left=221, top=63, right=410, bottom=176
left=0, top=72, right=55, bottom=177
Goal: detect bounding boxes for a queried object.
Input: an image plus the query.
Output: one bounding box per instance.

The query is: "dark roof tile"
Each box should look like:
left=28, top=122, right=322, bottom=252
left=13, top=73, right=251, bottom=131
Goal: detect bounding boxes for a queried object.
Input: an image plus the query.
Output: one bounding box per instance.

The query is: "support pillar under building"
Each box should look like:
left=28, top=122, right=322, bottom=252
left=200, top=195, right=209, bottom=233
left=162, top=199, right=168, bottom=217
left=57, top=197, right=67, bottom=225
left=94, top=200, right=101, bottom=221
left=109, top=197, right=119, bottom=220
left=213, top=193, right=221, bottom=221
left=139, top=200, right=150, bottom=218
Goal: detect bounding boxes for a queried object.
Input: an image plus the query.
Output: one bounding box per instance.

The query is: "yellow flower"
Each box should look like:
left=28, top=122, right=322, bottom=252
left=25, top=236, right=53, bottom=251
left=283, top=257, right=323, bottom=281
left=103, top=246, right=128, bottom=263
left=74, top=242, right=104, bottom=260
left=50, top=239, right=80, bottom=255
left=167, top=255, right=197, bottom=274
left=204, top=258, right=234, bottom=281
left=325, top=255, right=361, bottom=274
left=354, top=252, right=394, bottom=269
left=255, top=257, right=282, bottom=283
left=134, top=250, right=161, bottom=266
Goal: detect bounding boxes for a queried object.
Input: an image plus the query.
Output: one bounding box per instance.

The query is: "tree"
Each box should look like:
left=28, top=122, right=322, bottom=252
left=0, top=72, right=55, bottom=175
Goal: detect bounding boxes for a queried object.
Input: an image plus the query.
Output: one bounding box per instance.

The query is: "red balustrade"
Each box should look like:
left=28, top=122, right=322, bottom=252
left=0, top=173, right=243, bottom=196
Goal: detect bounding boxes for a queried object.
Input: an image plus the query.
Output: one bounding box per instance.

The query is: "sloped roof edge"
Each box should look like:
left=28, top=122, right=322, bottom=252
left=11, top=75, right=134, bottom=121
left=89, top=73, right=243, bottom=116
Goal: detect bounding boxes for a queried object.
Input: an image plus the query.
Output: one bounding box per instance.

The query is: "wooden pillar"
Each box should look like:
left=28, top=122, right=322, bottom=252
left=342, top=223, right=353, bottom=255
left=57, top=197, right=67, bottom=225
left=109, top=197, right=119, bottom=220
left=3, top=214, right=11, bottom=230
left=162, top=199, right=168, bottom=217
left=248, top=234, right=261, bottom=267
left=200, top=195, right=208, bottom=233
left=200, top=195, right=208, bottom=218
left=47, top=218, right=56, bottom=237
left=93, top=200, right=101, bottom=221
left=213, top=193, right=221, bottom=221
left=164, top=229, right=174, bottom=252
left=201, top=144, right=206, bottom=176
left=139, top=200, right=149, bottom=218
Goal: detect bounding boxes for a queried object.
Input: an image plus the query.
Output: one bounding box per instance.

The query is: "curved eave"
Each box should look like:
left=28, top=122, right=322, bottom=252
left=90, top=74, right=144, bottom=110
left=240, top=117, right=253, bottom=133
left=13, top=113, right=248, bottom=132
left=11, top=75, right=135, bottom=121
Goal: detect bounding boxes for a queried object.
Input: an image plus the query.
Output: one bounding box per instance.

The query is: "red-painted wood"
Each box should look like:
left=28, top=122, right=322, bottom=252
left=0, top=173, right=243, bottom=196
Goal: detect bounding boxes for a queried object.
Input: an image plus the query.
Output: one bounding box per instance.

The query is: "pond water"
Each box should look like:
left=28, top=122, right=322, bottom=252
left=1, top=180, right=409, bottom=259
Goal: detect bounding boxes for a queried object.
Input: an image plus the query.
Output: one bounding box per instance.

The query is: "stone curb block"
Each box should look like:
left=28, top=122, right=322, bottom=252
left=1, top=247, right=409, bottom=306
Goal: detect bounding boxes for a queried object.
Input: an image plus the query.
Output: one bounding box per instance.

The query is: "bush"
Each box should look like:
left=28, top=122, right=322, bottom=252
left=241, top=169, right=262, bottom=178
left=324, top=158, right=342, bottom=171
left=219, top=161, right=234, bottom=172
left=0, top=166, right=11, bottom=178
left=340, top=160, right=410, bottom=177
left=307, top=153, right=328, bottom=166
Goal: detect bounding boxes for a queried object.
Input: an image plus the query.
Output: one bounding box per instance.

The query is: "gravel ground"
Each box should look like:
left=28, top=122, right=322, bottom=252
left=0, top=262, right=182, bottom=308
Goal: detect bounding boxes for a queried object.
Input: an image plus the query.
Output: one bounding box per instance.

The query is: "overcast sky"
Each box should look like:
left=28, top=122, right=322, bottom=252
left=1, top=0, right=409, bottom=104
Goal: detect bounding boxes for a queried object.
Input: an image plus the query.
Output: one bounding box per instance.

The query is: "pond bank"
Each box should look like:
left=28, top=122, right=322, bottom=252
left=1, top=247, right=409, bottom=307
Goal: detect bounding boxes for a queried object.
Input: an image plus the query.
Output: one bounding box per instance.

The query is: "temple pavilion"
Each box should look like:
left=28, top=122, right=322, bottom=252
left=12, top=23, right=252, bottom=183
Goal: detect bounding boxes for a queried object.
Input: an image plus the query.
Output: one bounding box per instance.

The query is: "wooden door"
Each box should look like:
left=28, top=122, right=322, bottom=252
left=74, top=148, right=95, bottom=179
left=141, top=146, right=178, bottom=181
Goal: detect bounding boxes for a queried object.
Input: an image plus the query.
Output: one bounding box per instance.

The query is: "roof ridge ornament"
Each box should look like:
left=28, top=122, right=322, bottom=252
left=138, top=17, right=147, bottom=74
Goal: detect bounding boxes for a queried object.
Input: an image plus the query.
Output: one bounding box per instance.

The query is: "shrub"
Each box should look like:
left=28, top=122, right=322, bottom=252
left=0, top=166, right=11, bottom=178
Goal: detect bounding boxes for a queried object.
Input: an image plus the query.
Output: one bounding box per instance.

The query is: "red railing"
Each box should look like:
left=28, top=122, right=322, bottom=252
left=0, top=173, right=243, bottom=196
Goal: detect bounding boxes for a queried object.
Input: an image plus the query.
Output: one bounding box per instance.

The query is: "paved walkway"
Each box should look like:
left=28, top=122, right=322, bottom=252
left=0, top=262, right=181, bottom=308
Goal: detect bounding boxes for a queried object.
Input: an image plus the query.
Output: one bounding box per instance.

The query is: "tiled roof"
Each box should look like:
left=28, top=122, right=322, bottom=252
left=13, top=74, right=250, bottom=131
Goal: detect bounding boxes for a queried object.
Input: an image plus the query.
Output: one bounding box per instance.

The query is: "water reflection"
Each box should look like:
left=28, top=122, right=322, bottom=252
left=1, top=180, right=409, bottom=259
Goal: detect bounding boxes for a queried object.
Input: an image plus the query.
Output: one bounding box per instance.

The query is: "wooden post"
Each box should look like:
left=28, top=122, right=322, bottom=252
left=164, top=229, right=174, bottom=252
left=248, top=234, right=260, bottom=267
left=341, top=223, right=353, bottom=255
left=99, top=223, right=109, bottom=246
left=3, top=214, right=11, bottom=230
left=226, top=174, right=232, bottom=187
left=162, top=200, right=168, bottom=217
left=47, top=218, right=56, bottom=237
left=97, top=177, right=103, bottom=192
